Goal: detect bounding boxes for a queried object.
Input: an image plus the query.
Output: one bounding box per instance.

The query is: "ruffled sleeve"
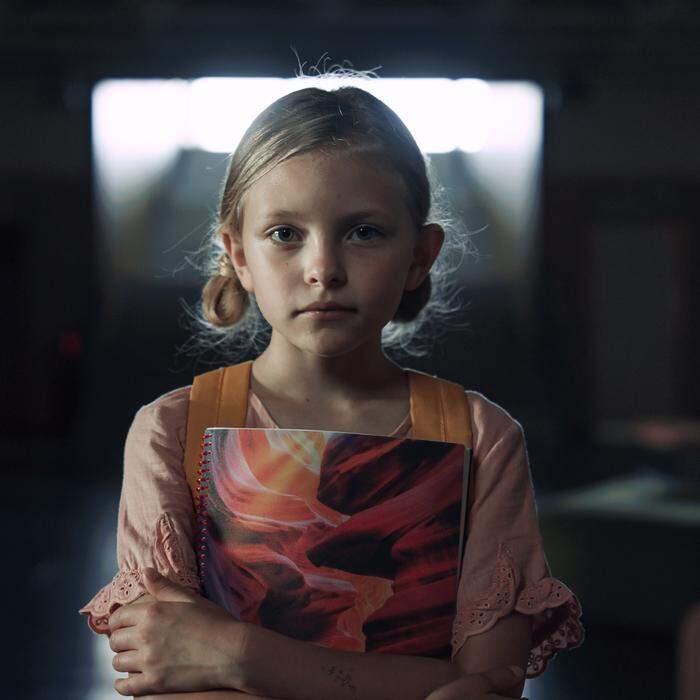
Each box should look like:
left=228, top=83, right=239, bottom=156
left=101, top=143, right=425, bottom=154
left=451, top=391, right=585, bottom=678
left=78, top=386, right=201, bottom=635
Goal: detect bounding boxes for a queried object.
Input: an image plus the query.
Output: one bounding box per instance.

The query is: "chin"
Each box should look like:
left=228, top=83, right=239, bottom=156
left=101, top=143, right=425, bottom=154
left=308, top=343, right=360, bottom=358
left=299, top=334, right=369, bottom=358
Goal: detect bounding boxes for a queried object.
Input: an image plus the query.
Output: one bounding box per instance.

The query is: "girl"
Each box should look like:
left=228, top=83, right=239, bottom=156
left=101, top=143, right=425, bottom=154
left=79, top=71, right=584, bottom=700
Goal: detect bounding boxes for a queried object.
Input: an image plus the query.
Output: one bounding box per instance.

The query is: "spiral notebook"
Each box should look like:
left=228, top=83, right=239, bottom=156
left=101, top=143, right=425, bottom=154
left=194, top=426, right=472, bottom=658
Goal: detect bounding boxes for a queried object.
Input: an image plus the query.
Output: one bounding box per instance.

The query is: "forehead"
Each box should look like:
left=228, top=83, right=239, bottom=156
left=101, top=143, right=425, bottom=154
left=241, top=151, right=410, bottom=223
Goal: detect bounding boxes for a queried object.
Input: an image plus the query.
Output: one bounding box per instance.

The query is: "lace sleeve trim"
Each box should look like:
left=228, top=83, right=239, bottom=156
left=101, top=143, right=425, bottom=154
left=78, top=513, right=201, bottom=635
left=451, top=542, right=585, bottom=679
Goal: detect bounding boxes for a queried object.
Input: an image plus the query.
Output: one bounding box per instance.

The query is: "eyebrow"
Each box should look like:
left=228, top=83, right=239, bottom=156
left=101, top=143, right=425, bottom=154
left=260, top=208, right=390, bottom=224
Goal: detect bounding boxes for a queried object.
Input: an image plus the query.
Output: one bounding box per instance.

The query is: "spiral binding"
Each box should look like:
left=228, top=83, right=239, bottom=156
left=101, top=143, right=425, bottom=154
left=194, top=431, right=213, bottom=585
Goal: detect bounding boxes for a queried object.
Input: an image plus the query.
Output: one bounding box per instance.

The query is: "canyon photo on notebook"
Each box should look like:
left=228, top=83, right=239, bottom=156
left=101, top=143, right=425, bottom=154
left=195, top=427, right=472, bottom=658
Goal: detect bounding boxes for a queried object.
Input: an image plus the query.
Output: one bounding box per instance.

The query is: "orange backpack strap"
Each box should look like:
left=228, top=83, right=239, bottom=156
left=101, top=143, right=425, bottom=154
left=406, top=368, right=475, bottom=517
left=406, top=369, right=472, bottom=448
left=183, top=360, right=253, bottom=501
left=184, top=361, right=474, bottom=508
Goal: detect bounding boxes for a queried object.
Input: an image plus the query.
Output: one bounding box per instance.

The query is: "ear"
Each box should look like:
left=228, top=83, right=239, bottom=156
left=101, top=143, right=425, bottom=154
left=220, top=226, right=254, bottom=293
left=405, top=224, right=445, bottom=291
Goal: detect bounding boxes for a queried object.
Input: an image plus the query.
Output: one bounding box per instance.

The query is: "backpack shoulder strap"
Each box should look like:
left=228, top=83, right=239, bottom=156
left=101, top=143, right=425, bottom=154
left=406, top=368, right=476, bottom=531
left=406, top=369, right=472, bottom=448
left=183, top=360, right=253, bottom=499
left=184, top=362, right=473, bottom=503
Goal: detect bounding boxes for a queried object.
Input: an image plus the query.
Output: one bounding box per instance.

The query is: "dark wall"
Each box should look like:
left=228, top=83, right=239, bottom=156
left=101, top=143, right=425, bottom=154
left=2, top=2, right=699, bottom=489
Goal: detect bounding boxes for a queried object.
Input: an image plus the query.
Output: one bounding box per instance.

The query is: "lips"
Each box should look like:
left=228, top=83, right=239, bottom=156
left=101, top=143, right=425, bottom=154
left=299, top=309, right=356, bottom=317
left=299, top=303, right=355, bottom=313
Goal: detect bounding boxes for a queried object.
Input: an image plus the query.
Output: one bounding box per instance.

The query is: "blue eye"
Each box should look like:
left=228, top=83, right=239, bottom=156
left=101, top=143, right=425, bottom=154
left=350, top=225, right=383, bottom=241
left=269, top=227, right=298, bottom=244
left=268, top=225, right=384, bottom=245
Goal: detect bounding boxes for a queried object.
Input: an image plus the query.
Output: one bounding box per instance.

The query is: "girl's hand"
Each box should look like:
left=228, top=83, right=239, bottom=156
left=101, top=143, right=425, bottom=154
left=108, top=567, right=250, bottom=697
left=424, top=664, right=527, bottom=700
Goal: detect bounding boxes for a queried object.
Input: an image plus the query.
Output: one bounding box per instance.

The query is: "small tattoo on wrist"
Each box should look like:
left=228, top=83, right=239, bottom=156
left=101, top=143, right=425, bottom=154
left=321, top=664, right=357, bottom=694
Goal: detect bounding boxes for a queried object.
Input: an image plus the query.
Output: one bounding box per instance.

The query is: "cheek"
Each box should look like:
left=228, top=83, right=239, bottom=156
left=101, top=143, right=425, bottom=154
left=362, top=254, right=409, bottom=288
left=250, top=251, right=288, bottom=283
left=251, top=260, right=295, bottom=310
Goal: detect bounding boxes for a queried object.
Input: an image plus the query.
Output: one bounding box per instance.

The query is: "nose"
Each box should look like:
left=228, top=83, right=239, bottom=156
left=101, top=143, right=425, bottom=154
left=303, top=239, right=347, bottom=288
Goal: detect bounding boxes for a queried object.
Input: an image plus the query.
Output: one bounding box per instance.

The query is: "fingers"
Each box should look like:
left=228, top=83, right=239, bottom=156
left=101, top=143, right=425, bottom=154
left=108, top=608, right=131, bottom=634
left=108, top=593, right=156, bottom=634
left=109, top=627, right=138, bottom=653
left=112, top=649, right=142, bottom=674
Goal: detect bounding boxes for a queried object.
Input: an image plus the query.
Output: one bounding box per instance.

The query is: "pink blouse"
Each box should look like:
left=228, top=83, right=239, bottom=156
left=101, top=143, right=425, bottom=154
left=79, top=384, right=584, bottom=678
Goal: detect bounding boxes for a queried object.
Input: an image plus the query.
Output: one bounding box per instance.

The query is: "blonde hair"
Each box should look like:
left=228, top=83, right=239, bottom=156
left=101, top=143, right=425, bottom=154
left=182, top=63, right=477, bottom=363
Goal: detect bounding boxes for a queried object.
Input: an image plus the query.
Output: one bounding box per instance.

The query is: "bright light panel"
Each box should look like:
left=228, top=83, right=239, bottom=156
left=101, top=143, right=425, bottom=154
left=93, top=76, right=542, bottom=157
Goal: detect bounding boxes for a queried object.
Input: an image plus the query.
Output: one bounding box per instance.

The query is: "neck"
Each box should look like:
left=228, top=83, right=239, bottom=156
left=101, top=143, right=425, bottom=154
left=250, top=334, right=406, bottom=406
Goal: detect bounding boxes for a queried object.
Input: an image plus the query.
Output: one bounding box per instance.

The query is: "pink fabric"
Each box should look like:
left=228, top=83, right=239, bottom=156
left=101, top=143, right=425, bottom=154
left=79, top=383, right=584, bottom=678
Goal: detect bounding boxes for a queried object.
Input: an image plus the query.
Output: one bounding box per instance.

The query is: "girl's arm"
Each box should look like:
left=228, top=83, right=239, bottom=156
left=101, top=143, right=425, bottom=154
left=137, top=693, right=278, bottom=699
left=452, top=610, right=532, bottom=698
left=116, top=604, right=529, bottom=700
left=224, top=622, right=466, bottom=700
left=80, top=392, right=202, bottom=635
left=213, top=599, right=531, bottom=700
left=110, top=600, right=283, bottom=699
left=225, top=617, right=527, bottom=700
left=109, top=600, right=283, bottom=699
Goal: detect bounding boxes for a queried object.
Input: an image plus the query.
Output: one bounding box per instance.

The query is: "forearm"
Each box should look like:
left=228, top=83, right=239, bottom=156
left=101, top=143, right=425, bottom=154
left=232, top=625, right=463, bottom=700
left=139, top=691, right=281, bottom=699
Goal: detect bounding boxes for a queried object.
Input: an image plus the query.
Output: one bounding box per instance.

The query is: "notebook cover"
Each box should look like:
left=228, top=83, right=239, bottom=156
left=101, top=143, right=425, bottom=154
left=195, top=427, right=472, bottom=658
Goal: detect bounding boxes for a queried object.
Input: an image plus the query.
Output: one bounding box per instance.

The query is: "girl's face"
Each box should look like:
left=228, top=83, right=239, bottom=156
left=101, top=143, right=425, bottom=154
left=223, top=150, right=443, bottom=358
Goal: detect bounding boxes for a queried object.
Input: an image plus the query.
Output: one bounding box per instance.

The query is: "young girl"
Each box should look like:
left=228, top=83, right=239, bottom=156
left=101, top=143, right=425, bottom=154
left=79, top=72, right=584, bottom=700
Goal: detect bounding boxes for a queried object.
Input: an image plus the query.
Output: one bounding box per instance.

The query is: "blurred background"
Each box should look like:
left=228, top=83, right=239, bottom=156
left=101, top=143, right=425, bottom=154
left=4, top=2, right=699, bottom=698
